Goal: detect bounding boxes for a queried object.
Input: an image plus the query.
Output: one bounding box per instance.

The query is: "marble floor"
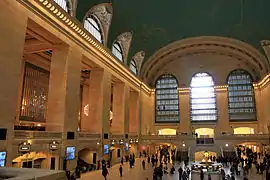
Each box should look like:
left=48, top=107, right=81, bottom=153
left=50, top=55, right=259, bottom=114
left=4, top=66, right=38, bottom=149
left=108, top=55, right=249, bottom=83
left=80, top=158, right=266, bottom=180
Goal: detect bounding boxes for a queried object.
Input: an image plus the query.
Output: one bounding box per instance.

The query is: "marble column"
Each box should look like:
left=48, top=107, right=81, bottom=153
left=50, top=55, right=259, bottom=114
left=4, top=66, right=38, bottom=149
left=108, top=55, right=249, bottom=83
left=179, top=91, right=191, bottom=133
left=82, top=68, right=111, bottom=134
left=0, top=0, right=27, bottom=167
left=46, top=46, right=82, bottom=170
left=47, top=46, right=82, bottom=132
left=80, top=83, right=89, bottom=131
left=111, top=83, right=129, bottom=134
left=129, top=90, right=139, bottom=133
left=216, top=89, right=231, bottom=133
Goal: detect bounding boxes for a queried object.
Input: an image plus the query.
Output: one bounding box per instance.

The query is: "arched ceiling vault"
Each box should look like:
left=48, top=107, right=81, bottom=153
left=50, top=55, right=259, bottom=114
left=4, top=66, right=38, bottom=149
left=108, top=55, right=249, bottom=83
left=77, top=0, right=270, bottom=64
left=141, top=37, right=268, bottom=87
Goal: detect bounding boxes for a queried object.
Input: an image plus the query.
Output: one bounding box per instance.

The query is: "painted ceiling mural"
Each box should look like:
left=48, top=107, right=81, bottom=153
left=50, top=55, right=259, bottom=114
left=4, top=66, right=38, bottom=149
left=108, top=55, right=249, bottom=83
left=76, top=0, right=270, bottom=63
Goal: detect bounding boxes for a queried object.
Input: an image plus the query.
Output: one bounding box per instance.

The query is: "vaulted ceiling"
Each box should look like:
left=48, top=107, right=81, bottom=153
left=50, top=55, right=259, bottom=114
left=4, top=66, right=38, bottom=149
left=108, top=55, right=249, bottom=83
left=76, top=0, right=270, bottom=64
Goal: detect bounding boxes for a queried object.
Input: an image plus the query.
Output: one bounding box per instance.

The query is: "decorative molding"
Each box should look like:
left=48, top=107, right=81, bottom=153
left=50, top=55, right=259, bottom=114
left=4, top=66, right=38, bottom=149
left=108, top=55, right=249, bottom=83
left=87, top=3, right=113, bottom=46
left=261, top=40, right=270, bottom=65
left=141, top=37, right=269, bottom=85
left=132, top=51, right=145, bottom=74
left=21, top=0, right=151, bottom=95
left=116, top=32, right=133, bottom=63
left=261, top=40, right=270, bottom=47
left=66, top=0, right=73, bottom=16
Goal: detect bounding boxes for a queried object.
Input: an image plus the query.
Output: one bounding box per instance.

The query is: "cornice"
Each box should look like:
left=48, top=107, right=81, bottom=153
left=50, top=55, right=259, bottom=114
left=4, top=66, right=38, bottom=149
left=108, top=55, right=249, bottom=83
left=13, top=1, right=270, bottom=95
left=17, top=0, right=152, bottom=95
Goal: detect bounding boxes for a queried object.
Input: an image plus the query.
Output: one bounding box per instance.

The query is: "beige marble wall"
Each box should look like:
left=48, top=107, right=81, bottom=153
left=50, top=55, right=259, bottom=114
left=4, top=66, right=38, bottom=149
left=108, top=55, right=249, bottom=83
left=82, top=68, right=111, bottom=133
left=0, top=0, right=28, bottom=167
left=216, top=90, right=231, bottom=133
left=46, top=46, right=82, bottom=170
left=111, top=83, right=129, bottom=134
left=179, top=92, right=191, bottom=133
left=256, top=84, right=270, bottom=133
left=140, top=92, right=154, bottom=135
left=129, top=91, right=139, bottom=133
left=47, top=46, right=82, bottom=132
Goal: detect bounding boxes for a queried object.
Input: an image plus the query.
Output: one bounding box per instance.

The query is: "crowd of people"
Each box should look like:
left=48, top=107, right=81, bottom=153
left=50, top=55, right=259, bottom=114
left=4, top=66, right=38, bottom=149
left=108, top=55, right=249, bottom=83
left=214, top=146, right=270, bottom=179
left=66, top=145, right=270, bottom=180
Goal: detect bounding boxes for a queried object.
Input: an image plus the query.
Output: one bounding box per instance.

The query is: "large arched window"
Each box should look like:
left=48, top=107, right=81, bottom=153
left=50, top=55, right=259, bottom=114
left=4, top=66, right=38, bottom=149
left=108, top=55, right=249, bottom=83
left=54, top=0, right=69, bottom=13
left=227, top=69, right=256, bottom=121
left=84, top=16, right=102, bottom=43
left=112, top=41, right=123, bottom=61
left=129, top=60, right=137, bottom=75
left=155, top=74, right=179, bottom=123
left=190, top=73, right=217, bottom=121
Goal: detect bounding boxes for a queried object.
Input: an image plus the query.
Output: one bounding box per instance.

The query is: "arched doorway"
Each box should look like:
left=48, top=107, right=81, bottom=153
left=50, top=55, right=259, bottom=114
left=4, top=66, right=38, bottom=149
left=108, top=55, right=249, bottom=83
left=158, top=128, right=177, bottom=135
left=78, top=148, right=99, bottom=172
left=12, top=152, right=57, bottom=169
left=195, top=128, right=214, bottom=138
left=233, top=127, right=254, bottom=134
left=195, top=151, right=217, bottom=161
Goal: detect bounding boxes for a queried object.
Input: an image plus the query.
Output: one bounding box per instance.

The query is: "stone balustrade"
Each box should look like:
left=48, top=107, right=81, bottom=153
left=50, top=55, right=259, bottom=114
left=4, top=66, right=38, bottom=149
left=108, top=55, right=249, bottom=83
left=141, top=135, right=177, bottom=140
left=77, top=132, right=101, bottom=140
left=14, top=130, right=62, bottom=140
left=215, top=134, right=269, bottom=141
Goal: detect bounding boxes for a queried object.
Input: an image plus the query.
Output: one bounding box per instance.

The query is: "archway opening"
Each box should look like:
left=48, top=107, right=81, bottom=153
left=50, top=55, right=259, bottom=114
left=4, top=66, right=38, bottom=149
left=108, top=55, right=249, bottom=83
left=78, top=148, right=99, bottom=172
left=158, top=128, right=177, bottom=135
left=195, top=128, right=214, bottom=138
left=194, top=151, right=217, bottom=162
left=12, top=152, right=56, bottom=169
left=233, top=127, right=254, bottom=134
left=238, top=142, right=260, bottom=153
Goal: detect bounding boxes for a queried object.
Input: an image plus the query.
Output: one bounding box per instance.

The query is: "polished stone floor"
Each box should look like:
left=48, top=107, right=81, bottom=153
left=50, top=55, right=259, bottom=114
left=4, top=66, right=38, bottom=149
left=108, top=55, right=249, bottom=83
left=80, top=158, right=266, bottom=180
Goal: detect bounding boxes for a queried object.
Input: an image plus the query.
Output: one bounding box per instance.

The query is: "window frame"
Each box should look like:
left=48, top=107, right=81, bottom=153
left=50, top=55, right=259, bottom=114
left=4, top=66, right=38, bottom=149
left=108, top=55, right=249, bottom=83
left=84, top=15, right=103, bottom=43
left=227, top=69, right=257, bottom=121
left=53, top=0, right=71, bottom=14
left=129, top=59, right=138, bottom=75
left=112, top=41, right=124, bottom=61
left=19, top=62, right=50, bottom=122
left=155, top=74, right=180, bottom=123
left=190, top=72, right=217, bottom=122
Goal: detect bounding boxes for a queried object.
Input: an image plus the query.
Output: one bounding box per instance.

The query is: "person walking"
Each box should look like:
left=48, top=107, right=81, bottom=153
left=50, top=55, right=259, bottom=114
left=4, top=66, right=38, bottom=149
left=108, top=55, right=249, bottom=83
left=200, top=169, right=204, bottom=180
left=178, top=167, right=183, bottom=180
left=119, top=165, right=123, bottom=177
left=142, top=159, right=146, bottom=170
left=102, top=167, right=109, bottom=180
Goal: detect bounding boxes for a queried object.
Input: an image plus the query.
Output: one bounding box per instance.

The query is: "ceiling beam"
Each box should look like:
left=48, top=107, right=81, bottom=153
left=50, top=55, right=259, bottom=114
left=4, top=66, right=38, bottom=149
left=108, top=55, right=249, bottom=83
left=26, top=28, right=53, bottom=45
left=24, top=39, right=53, bottom=54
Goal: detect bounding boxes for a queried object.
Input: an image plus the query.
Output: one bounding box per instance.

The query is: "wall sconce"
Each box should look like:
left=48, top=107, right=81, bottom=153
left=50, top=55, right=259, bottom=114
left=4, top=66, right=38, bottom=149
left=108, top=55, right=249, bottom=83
left=119, top=139, right=124, bottom=145
left=111, top=139, right=116, bottom=145
left=129, top=139, right=133, bottom=144
left=19, top=141, right=31, bottom=153
left=225, top=144, right=228, bottom=147
left=182, top=144, right=186, bottom=147
left=135, top=139, right=139, bottom=143
left=49, top=141, right=59, bottom=151
left=97, top=141, right=100, bottom=145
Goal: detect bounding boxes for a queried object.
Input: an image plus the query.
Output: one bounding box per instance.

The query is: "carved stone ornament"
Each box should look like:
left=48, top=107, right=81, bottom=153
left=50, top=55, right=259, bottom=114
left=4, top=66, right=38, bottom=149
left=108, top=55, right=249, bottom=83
left=116, top=32, right=133, bottom=63
left=261, top=40, right=270, bottom=64
left=89, top=3, right=113, bottom=45
left=132, top=51, right=145, bottom=73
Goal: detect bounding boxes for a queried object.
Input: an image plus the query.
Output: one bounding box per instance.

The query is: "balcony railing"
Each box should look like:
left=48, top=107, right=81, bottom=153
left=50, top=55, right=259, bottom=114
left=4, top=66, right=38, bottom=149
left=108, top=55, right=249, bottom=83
left=196, top=138, right=214, bottom=145
left=216, top=134, right=269, bottom=141
left=141, top=135, right=177, bottom=140
left=77, top=132, right=101, bottom=140
left=14, top=130, right=62, bottom=140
